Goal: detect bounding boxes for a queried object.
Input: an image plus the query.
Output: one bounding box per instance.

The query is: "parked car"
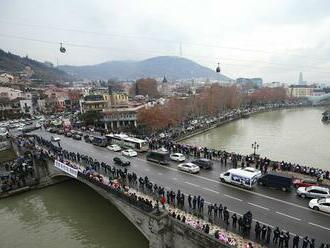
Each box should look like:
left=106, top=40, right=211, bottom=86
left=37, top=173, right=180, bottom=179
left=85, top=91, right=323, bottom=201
left=258, top=173, right=292, bottom=191
left=107, top=144, right=121, bottom=152
left=122, top=149, right=137, bottom=157
left=49, top=128, right=58, bottom=133
left=293, top=178, right=318, bottom=188
left=296, top=186, right=330, bottom=199
left=309, top=198, right=330, bottom=213
left=72, top=134, right=82, bottom=140
left=170, top=153, right=186, bottom=162
left=84, top=135, right=91, bottom=143
left=56, top=129, right=64, bottom=135
left=65, top=132, right=73, bottom=137
left=177, top=162, right=200, bottom=174
left=51, top=136, right=61, bottom=142
left=113, top=157, right=130, bottom=166
left=191, top=158, right=213, bottom=169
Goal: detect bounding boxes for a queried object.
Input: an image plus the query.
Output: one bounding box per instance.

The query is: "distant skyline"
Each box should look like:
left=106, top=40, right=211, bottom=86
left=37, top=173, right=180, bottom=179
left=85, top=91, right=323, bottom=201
left=1, top=0, right=330, bottom=83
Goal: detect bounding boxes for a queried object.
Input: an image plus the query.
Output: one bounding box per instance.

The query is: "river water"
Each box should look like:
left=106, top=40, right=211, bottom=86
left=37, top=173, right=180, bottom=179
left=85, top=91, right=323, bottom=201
left=0, top=181, right=148, bottom=248
left=185, top=107, right=330, bottom=169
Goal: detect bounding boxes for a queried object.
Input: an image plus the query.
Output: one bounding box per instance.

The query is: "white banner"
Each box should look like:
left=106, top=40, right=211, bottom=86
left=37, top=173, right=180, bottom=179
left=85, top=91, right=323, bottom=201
left=54, top=160, right=78, bottom=178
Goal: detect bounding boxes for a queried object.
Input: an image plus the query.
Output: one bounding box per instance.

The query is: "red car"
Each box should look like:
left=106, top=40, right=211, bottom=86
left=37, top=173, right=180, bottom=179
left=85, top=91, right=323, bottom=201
left=293, top=178, right=318, bottom=188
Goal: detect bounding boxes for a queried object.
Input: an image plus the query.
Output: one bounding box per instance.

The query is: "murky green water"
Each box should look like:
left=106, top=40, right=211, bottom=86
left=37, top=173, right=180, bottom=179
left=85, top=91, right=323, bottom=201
left=185, top=107, right=330, bottom=169
left=0, top=181, right=148, bottom=248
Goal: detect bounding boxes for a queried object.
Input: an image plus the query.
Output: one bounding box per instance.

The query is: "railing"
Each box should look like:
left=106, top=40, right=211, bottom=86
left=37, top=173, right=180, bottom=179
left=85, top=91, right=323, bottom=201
left=78, top=172, right=154, bottom=213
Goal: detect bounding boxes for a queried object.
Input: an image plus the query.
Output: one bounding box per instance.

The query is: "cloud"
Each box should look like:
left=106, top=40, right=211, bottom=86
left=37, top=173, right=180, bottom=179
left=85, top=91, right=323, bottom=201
left=0, top=0, right=329, bottom=83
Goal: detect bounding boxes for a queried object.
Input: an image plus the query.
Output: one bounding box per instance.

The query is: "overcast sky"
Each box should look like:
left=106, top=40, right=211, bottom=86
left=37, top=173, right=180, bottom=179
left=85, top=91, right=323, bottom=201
left=1, top=0, right=330, bottom=83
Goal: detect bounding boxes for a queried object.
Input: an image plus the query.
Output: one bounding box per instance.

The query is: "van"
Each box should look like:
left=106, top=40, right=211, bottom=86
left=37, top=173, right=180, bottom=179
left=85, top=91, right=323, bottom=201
left=220, top=168, right=262, bottom=189
left=257, top=173, right=292, bottom=191
left=146, top=150, right=170, bottom=165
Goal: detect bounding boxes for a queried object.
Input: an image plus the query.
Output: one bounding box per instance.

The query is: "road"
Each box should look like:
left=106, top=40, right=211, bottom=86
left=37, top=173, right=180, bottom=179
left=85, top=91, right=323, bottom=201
left=32, top=129, right=330, bottom=244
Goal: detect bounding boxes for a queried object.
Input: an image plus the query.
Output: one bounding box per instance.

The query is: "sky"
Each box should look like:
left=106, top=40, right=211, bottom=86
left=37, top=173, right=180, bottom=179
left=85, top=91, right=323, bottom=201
left=1, top=0, right=330, bottom=83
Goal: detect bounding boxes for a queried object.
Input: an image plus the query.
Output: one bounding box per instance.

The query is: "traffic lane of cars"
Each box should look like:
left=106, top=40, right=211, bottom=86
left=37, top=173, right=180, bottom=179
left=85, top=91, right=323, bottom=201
left=34, top=129, right=327, bottom=210
left=33, top=130, right=330, bottom=241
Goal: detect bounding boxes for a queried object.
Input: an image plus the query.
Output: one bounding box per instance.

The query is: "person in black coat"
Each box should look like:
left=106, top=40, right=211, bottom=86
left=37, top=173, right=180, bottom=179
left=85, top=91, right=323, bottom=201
left=261, top=225, right=267, bottom=241
left=292, top=234, right=300, bottom=248
left=266, top=226, right=272, bottom=244
left=302, top=236, right=309, bottom=248
left=232, top=213, right=237, bottom=228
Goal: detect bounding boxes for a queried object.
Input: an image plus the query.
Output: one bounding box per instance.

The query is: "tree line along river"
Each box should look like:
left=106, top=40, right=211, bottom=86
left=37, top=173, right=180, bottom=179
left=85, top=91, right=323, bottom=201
left=0, top=107, right=329, bottom=248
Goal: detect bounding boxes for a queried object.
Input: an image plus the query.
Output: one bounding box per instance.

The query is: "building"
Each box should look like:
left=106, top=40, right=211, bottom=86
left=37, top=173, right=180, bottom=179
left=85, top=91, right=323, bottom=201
left=236, top=78, right=263, bottom=87
left=19, top=99, right=34, bottom=115
left=102, top=105, right=144, bottom=129
left=80, top=94, right=108, bottom=113
left=0, top=73, right=14, bottom=84
left=0, top=87, right=23, bottom=100
left=287, top=85, right=315, bottom=98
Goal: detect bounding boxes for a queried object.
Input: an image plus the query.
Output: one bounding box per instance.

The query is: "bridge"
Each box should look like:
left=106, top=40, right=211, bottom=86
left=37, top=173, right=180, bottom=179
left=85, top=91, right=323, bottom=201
left=308, top=93, right=330, bottom=104
left=36, top=157, right=238, bottom=248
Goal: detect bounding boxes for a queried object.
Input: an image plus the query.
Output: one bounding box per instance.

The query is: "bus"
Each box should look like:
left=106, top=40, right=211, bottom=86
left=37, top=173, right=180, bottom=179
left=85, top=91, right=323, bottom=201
left=146, top=150, right=170, bottom=165
left=106, top=133, right=148, bottom=152
left=91, top=136, right=108, bottom=147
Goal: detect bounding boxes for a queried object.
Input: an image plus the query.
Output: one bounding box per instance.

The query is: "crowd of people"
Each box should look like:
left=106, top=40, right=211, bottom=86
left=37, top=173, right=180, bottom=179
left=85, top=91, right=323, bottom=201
left=0, top=151, right=36, bottom=193
left=148, top=137, right=330, bottom=183
left=13, top=134, right=328, bottom=248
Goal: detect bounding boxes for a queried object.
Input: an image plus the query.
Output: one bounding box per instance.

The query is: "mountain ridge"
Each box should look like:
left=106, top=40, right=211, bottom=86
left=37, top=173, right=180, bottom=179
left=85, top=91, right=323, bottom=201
left=60, top=56, right=232, bottom=81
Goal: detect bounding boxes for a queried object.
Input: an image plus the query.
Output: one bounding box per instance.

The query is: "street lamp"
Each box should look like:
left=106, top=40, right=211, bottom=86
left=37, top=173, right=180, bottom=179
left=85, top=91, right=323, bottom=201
left=251, top=141, right=260, bottom=156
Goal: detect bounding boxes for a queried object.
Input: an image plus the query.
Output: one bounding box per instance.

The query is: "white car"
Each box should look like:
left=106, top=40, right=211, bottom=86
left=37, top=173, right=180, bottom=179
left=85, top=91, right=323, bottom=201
left=170, top=153, right=186, bottom=162
left=309, top=198, right=330, bottom=213
left=177, top=162, right=200, bottom=174
left=51, top=136, right=61, bottom=142
left=122, top=149, right=137, bottom=157
left=107, top=144, right=122, bottom=152
left=297, top=186, right=330, bottom=199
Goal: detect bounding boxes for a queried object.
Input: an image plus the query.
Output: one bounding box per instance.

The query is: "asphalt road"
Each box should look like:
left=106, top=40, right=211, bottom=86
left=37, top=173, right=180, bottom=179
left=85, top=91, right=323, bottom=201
left=32, top=129, right=330, bottom=245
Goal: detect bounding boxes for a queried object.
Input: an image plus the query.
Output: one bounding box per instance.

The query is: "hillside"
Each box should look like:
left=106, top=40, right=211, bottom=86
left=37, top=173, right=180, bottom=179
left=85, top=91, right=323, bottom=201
left=0, top=49, right=73, bottom=82
left=60, top=56, right=232, bottom=81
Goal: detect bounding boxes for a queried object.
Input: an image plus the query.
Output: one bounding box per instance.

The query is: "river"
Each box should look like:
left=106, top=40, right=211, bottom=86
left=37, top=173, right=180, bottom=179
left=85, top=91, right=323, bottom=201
left=0, top=181, right=148, bottom=248
left=185, top=107, right=330, bottom=169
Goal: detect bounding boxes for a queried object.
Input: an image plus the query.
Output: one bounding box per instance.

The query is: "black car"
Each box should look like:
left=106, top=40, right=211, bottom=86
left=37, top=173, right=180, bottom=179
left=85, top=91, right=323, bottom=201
left=191, top=158, right=213, bottom=169
left=49, top=128, right=58, bottom=133
left=65, top=131, right=73, bottom=137
left=258, top=172, right=292, bottom=191
left=56, top=129, right=64, bottom=135
left=113, top=157, right=130, bottom=166
left=72, top=134, right=82, bottom=140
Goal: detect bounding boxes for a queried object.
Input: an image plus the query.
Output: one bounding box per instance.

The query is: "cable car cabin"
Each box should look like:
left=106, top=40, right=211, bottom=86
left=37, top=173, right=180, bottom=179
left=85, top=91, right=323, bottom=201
left=106, top=133, right=148, bottom=152
left=91, top=136, right=108, bottom=147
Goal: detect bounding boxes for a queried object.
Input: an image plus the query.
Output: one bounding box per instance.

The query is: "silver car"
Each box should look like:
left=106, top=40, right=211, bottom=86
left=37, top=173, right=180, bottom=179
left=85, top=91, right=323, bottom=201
left=297, top=186, right=330, bottom=199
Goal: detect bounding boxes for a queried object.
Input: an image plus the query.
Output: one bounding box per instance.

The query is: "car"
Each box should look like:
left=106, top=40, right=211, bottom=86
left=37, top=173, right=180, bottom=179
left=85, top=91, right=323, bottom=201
left=309, top=198, right=330, bottom=213
left=64, top=131, right=73, bottom=137
left=170, top=153, right=186, bottom=162
left=113, top=157, right=130, bottom=166
left=177, top=162, right=200, bottom=174
left=72, top=134, right=82, bottom=140
left=84, top=135, right=91, bottom=143
left=293, top=178, right=318, bottom=188
left=122, top=149, right=137, bottom=157
left=49, top=128, right=58, bottom=133
left=107, top=144, right=122, bottom=152
left=56, top=129, right=64, bottom=135
left=157, top=147, right=168, bottom=153
left=192, top=158, right=213, bottom=169
left=51, top=136, right=61, bottom=142
left=296, top=186, right=330, bottom=199
left=258, top=173, right=292, bottom=191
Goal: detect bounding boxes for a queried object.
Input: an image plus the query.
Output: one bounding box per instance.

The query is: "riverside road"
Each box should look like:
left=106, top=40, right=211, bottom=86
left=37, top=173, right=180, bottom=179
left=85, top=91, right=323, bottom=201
left=32, top=129, right=330, bottom=244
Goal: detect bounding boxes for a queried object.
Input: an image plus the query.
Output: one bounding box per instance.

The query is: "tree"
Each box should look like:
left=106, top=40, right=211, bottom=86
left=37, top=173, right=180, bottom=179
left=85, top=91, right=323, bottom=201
left=79, top=111, right=102, bottom=126
left=135, top=78, right=159, bottom=98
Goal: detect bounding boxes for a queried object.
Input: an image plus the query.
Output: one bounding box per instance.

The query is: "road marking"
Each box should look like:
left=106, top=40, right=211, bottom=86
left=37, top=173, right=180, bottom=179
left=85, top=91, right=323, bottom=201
left=157, top=172, right=163, bottom=175
left=173, top=177, right=178, bottom=180
left=248, top=202, right=270, bottom=211
left=224, top=194, right=243, bottom=202
left=144, top=168, right=150, bottom=172
left=202, top=187, right=219, bottom=194
left=132, top=158, right=330, bottom=217
left=308, top=222, right=330, bottom=231
left=275, top=211, right=301, bottom=221
left=185, top=182, right=199, bottom=187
